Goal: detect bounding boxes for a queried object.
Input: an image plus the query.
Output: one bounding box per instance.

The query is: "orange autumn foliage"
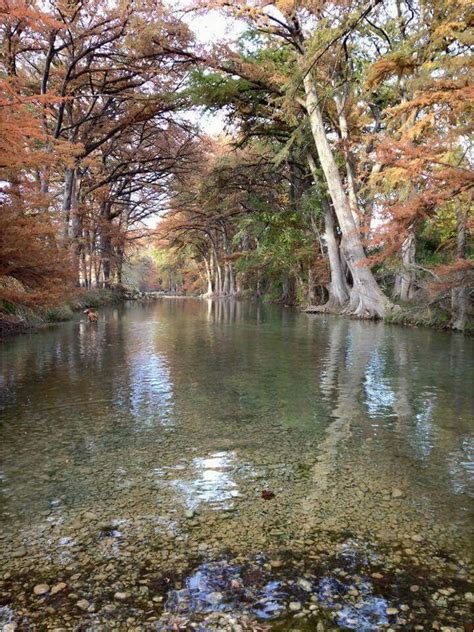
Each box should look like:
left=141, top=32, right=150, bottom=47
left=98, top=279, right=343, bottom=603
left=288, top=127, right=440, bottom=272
left=0, top=4, right=73, bottom=308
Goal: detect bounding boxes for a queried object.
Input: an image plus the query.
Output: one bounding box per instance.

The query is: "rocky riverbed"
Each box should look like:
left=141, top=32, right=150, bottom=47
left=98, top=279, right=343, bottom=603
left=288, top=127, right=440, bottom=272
left=1, top=436, right=472, bottom=630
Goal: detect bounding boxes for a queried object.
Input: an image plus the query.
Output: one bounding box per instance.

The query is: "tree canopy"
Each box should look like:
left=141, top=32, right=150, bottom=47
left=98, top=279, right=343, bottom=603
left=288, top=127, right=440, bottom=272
left=1, top=0, right=472, bottom=329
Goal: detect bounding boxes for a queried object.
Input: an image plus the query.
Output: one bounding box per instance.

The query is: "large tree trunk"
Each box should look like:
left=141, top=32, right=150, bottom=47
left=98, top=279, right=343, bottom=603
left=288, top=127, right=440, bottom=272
left=307, top=265, right=317, bottom=304
left=221, top=229, right=235, bottom=296
left=392, top=226, right=416, bottom=301
left=303, top=72, right=389, bottom=318
left=214, top=255, right=222, bottom=296
left=61, top=164, right=83, bottom=286
left=223, top=263, right=230, bottom=296
left=228, top=263, right=236, bottom=295
left=280, top=274, right=296, bottom=305
left=334, top=89, right=359, bottom=224
left=99, top=203, right=113, bottom=288
left=116, top=245, right=124, bottom=285
left=69, top=171, right=83, bottom=286
left=236, top=274, right=243, bottom=295
left=62, top=168, right=75, bottom=240
left=307, top=154, right=349, bottom=310
left=322, top=197, right=351, bottom=309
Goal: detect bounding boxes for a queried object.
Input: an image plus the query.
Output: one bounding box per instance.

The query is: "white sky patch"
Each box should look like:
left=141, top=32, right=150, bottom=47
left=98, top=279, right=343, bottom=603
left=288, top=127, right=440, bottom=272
left=184, top=5, right=245, bottom=133
left=172, top=1, right=246, bottom=137
left=185, top=9, right=245, bottom=46
left=182, top=108, right=230, bottom=138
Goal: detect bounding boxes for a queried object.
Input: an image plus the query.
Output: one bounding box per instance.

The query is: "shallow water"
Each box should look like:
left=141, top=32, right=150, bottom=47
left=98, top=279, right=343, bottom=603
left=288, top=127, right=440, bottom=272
left=0, top=299, right=473, bottom=630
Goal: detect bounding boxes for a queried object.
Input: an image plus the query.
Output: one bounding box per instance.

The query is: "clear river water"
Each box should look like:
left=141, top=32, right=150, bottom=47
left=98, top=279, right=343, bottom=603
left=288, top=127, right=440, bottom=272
left=0, top=299, right=473, bottom=631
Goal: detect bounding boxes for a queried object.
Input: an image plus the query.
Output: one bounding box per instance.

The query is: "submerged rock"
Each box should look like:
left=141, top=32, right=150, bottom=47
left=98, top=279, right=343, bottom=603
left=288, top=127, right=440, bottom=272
left=297, top=578, right=313, bottom=592
left=33, top=584, right=50, bottom=596
left=76, top=599, right=91, bottom=611
left=206, top=591, right=223, bottom=605
left=51, top=582, right=67, bottom=595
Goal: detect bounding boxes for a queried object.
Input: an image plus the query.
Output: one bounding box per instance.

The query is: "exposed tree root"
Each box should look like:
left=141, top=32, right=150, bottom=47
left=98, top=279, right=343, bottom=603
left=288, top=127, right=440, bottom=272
left=306, top=292, right=398, bottom=321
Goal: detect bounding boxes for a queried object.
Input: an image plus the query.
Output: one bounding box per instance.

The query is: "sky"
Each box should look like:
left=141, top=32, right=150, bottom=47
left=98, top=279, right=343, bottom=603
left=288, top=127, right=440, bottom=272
left=176, top=3, right=246, bottom=137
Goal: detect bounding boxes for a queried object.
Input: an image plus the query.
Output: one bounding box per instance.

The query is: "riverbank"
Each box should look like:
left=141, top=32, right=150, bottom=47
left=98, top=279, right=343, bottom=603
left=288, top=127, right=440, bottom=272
left=2, top=289, right=472, bottom=340
left=0, top=287, right=136, bottom=339
left=305, top=300, right=473, bottom=334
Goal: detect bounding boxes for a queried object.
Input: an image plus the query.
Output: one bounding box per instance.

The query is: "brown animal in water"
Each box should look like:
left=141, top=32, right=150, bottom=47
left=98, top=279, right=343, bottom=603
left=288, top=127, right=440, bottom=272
left=84, top=308, right=98, bottom=323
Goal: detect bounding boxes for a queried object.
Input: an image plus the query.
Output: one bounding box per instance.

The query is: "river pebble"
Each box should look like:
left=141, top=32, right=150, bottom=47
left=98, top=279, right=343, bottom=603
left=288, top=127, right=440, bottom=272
left=33, top=584, right=49, bottom=595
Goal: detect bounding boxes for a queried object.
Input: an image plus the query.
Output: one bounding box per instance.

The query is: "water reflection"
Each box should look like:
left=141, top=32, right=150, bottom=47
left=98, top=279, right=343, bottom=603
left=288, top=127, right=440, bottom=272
left=364, top=349, right=396, bottom=417
left=129, top=352, right=174, bottom=427
left=163, top=558, right=291, bottom=622
left=0, top=299, right=473, bottom=533
left=156, top=451, right=241, bottom=511
left=160, top=543, right=404, bottom=631
left=318, top=577, right=388, bottom=631
left=0, top=300, right=473, bottom=630
left=447, top=438, right=474, bottom=497
left=205, top=298, right=246, bottom=324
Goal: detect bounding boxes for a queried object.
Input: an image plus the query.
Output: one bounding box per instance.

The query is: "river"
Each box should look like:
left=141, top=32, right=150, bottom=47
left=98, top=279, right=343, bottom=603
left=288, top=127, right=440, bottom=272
left=0, top=299, right=473, bottom=630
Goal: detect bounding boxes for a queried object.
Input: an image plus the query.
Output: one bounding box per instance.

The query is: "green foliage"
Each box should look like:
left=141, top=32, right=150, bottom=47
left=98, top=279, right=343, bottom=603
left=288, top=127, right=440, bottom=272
left=234, top=205, right=313, bottom=281
left=385, top=303, right=465, bottom=331
left=0, top=300, right=17, bottom=316
left=69, top=289, right=120, bottom=310
left=187, top=70, right=256, bottom=112
left=43, top=305, right=74, bottom=323
left=165, top=2, right=472, bottom=324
